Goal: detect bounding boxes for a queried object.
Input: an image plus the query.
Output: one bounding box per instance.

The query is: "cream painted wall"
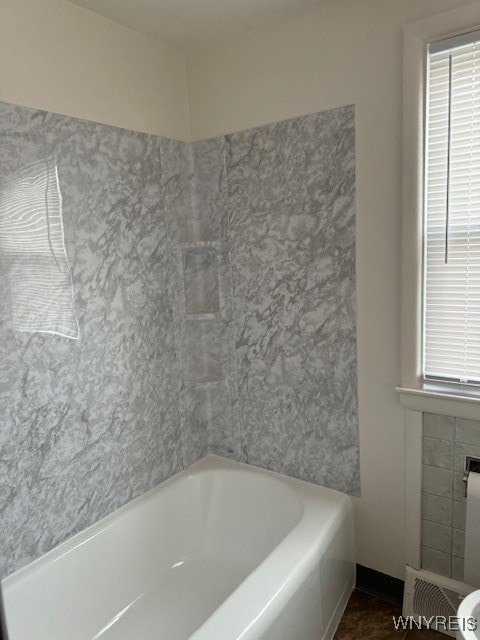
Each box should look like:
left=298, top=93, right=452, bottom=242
left=186, top=0, right=475, bottom=579
left=0, top=0, right=190, bottom=140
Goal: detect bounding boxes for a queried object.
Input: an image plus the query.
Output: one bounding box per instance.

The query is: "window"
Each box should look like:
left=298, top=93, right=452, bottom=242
left=424, top=31, right=480, bottom=388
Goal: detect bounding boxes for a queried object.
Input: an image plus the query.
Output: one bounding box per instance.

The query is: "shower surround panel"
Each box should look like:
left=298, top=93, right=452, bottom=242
left=0, top=103, right=184, bottom=579
left=226, top=105, right=358, bottom=493
left=0, top=101, right=358, bottom=580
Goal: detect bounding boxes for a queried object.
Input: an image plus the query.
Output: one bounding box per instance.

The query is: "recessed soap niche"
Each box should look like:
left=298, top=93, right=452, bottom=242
left=173, top=136, right=239, bottom=465
left=184, top=318, right=226, bottom=383
left=182, top=246, right=220, bottom=315
left=185, top=385, right=236, bottom=456
left=180, top=218, right=203, bottom=243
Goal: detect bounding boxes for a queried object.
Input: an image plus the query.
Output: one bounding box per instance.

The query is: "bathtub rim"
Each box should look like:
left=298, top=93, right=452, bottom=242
left=3, top=455, right=298, bottom=587
left=1, top=454, right=355, bottom=640
left=2, top=454, right=352, bottom=590
left=190, top=456, right=355, bottom=639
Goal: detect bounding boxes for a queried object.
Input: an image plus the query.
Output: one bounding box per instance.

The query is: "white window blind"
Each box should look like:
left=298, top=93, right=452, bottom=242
left=424, top=32, right=480, bottom=386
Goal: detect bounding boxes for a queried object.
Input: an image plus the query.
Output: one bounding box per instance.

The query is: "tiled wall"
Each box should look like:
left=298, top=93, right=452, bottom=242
left=421, top=412, right=480, bottom=581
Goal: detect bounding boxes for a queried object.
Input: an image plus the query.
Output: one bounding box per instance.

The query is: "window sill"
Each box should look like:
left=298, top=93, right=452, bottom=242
left=396, top=385, right=480, bottom=420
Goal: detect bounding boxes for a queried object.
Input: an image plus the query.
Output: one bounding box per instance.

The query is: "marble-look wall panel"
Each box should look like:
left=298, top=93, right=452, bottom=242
left=183, top=247, right=220, bottom=315
left=0, top=102, right=184, bottom=579
left=225, top=105, right=359, bottom=494
left=159, top=137, right=210, bottom=465
left=192, top=137, right=228, bottom=242
left=186, top=137, right=242, bottom=461
left=0, top=100, right=360, bottom=580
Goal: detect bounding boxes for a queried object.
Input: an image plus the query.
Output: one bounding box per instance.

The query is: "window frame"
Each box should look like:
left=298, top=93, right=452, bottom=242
left=423, top=31, right=480, bottom=390
left=398, top=3, right=480, bottom=419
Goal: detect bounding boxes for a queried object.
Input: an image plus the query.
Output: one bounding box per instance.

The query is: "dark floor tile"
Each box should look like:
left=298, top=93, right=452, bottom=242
left=406, top=630, right=450, bottom=639
left=334, top=590, right=406, bottom=640
left=334, top=590, right=452, bottom=640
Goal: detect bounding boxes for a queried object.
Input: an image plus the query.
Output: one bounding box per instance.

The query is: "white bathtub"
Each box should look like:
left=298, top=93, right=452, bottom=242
left=1, top=455, right=355, bottom=640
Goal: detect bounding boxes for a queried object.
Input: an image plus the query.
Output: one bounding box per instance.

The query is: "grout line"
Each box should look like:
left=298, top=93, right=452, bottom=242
left=421, top=515, right=453, bottom=527
left=422, top=542, right=450, bottom=551
left=421, top=490, right=454, bottom=498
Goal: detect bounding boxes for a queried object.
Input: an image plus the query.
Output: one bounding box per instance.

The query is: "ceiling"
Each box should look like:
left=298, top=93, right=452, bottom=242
left=67, top=0, right=319, bottom=52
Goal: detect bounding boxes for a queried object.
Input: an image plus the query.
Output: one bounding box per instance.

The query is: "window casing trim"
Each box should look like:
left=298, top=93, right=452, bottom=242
left=399, top=3, right=480, bottom=415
